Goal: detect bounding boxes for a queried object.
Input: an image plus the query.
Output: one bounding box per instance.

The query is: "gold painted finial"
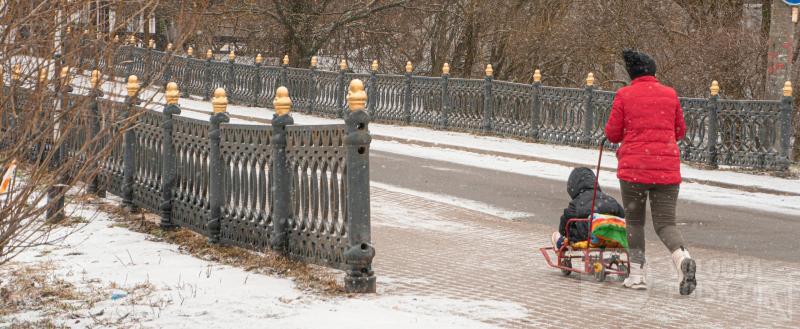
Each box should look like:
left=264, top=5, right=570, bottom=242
left=282, top=55, right=289, bottom=65
left=113, top=35, right=119, bottom=43
left=128, top=35, right=135, bottom=44
left=166, top=82, right=180, bottom=105
left=347, top=79, right=367, bottom=112
left=206, top=49, right=213, bottom=59
left=149, top=39, right=155, bottom=49
left=255, top=54, right=263, bottom=64
left=127, top=75, right=140, bottom=97
left=11, top=64, right=20, bottom=81
left=586, top=72, right=595, bottom=86
left=273, top=86, right=292, bottom=116
left=783, top=81, right=793, bottom=97
left=311, top=56, right=318, bottom=68
left=167, top=43, right=173, bottom=51
left=228, top=50, right=235, bottom=61
left=442, top=63, right=450, bottom=75
left=371, top=60, right=379, bottom=72
left=405, top=61, right=413, bottom=74
left=339, top=58, right=348, bottom=71
left=485, top=64, right=493, bottom=77
left=710, top=81, right=720, bottom=96
left=212, top=88, right=228, bottom=113
left=91, top=70, right=101, bottom=88
left=534, top=69, right=541, bottom=83
left=66, top=26, right=71, bottom=34
left=39, top=68, right=47, bottom=83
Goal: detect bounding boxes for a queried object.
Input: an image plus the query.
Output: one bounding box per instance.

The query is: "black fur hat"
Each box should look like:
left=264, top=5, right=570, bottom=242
left=622, top=49, right=656, bottom=80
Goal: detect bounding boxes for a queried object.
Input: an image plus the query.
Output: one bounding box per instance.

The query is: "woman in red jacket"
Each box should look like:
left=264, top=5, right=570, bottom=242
left=605, top=50, right=696, bottom=295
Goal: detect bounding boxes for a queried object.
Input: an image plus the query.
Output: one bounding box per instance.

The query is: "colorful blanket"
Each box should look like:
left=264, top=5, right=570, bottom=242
left=591, top=213, right=628, bottom=248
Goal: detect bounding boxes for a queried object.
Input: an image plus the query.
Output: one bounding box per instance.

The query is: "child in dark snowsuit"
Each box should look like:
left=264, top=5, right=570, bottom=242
left=551, top=167, right=625, bottom=249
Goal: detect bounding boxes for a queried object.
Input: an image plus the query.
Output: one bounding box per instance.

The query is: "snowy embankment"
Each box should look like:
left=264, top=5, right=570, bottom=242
left=67, top=72, right=800, bottom=217
left=0, top=198, right=525, bottom=328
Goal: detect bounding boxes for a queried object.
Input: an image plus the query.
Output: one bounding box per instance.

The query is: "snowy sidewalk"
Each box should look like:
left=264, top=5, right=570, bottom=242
left=369, top=186, right=800, bottom=328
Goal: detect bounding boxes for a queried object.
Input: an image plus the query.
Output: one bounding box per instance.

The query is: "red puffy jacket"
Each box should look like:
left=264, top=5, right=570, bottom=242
left=605, top=76, right=686, bottom=185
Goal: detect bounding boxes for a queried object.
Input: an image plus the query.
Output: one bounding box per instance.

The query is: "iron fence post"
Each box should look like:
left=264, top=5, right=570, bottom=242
left=270, top=112, right=293, bottom=253
left=203, top=57, right=212, bottom=101
left=780, top=92, right=793, bottom=170
left=531, top=80, right=542, bottom=140
left=368, top=69, right=377, bottom=115
left=336, top=66, right=346, bottom=118
left=581, top=84, right=595, bottom=145
left=482, top=74, right=493, bottom=132
left=87, top=86, right=105, bottom=197
left=121, top=88, right=139, bottom=213
left=160, top=84, right=181, bottom=229
left=281, top=62, right=289, bottom=88
left=163, top=53, right=173, bottom=87
left=227, top=57, right=236, bottom=105
left=440, top=71, right=449, bottom=129
left=208, top=89, right=230, bottom=244
left=308, top=65, right=317, bottom=114
left=403, top=71, right=412, bottom=125
left=252, top=61, right=263, bottom=107
left=706, top=94, right=719, bottom=168
left=343, top=81, right=376, bottom=293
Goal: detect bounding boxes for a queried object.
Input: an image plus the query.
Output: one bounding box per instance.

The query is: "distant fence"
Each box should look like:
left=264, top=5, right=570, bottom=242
left=1, top=72, right=376, bottom=293
left=92, top=45, right=795, bottom=171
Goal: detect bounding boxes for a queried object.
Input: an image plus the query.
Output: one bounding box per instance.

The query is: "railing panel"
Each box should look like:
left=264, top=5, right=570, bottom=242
left=678, top=97, right=709, bottom=163
left=172, top=116, right=211, bottom=234
left=716, top=100, right=783, bottom=169
left=285, top=125, right=349, bottom=270
left=132, top=109, right=164, bottom=213
left=448, top=78, right=484, bottom=131
left=492, top=80, right=532, bottom=137
left=314, top=70, right=342, bottom=116
left=410, top=76, right=442, bottom=127
left=537, top=86, right=584, bottom=144
left=219, top=123, right=274, bottom=250
left=370, top=74, right=406, bottom=122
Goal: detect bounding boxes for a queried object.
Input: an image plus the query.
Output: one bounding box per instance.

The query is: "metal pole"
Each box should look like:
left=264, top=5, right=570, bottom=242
left=270, top=105, right=293, bottom=253
left=207, top=89, right=230, bottom=244
left=343, top=79, right=376, bottom=293
left=160, top=83, right=181, bottom=229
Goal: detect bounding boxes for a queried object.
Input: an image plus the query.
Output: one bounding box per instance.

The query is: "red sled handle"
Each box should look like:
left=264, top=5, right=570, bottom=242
left=587, top=138, right=607, bottom=241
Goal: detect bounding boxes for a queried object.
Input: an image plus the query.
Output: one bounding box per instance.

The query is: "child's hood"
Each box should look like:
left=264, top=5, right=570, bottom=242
left=567, top=167, right=599, bottom=199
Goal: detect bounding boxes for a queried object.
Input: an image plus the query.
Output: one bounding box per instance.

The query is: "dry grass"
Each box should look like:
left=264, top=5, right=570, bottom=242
left=94, top=202, right=345, bottom=296
left=0, top=262, right=81, bottom=317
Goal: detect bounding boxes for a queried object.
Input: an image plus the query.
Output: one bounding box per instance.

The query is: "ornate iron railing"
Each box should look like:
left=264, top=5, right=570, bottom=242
left=98, top=45, right=795, bottom=171
left=3, top=79, right=376, bottom=293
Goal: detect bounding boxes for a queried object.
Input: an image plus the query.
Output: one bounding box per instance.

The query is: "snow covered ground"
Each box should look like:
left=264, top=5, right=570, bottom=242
left=0, top=199, right=526, bottom=328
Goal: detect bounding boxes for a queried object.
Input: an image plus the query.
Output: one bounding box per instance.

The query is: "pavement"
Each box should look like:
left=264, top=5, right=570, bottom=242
left=370, top=184, right=800, bottom=328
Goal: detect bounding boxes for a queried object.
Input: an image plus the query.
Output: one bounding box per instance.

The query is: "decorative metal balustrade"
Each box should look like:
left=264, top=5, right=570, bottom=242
left=3, top=73, right=376, bottom=293
left=93, top=45, right=795, bottom=171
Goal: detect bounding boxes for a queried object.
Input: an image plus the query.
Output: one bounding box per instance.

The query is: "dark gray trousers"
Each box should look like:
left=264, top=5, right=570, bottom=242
left=620, top=180, right=686, bottom=265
